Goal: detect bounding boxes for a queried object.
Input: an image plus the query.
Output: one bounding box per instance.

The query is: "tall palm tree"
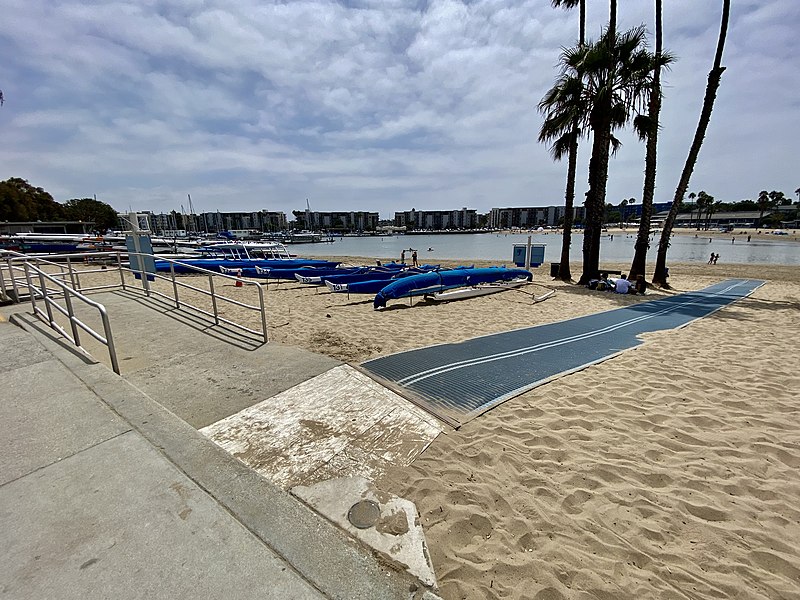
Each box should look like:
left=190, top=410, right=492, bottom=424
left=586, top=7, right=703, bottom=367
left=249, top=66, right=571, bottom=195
left=619, top=198, right=629, bottom=224
left=687, top=191, right=696, bottom=228
left=581, top=27, right=656, bottom=284
left=628, top=0, right=670, bottom=282
left=757, top=190, right=771, bottom=227
left=654, top=0, right=731, bottom=286
left=706, top=200, right=721, bottom=229
left=794, top=187, right=800, bottom=203
left=549, top=0, right=585, bottom=281
left=696, top=190, right=713, bottom=230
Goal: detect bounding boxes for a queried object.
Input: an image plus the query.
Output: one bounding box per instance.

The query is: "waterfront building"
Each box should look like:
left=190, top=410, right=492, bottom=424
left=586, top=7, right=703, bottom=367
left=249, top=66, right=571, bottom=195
left=292, top=210, right=378, bottom=232
left=488, top=206, right=570, bottom=229
left=394, top=208, right=478, bottom=231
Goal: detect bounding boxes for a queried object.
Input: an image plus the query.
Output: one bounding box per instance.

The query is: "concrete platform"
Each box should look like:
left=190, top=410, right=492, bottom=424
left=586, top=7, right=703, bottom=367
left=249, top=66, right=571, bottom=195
left=32, top=289, right=342, bottom=428
left=0, top=315, right=441, bottom=599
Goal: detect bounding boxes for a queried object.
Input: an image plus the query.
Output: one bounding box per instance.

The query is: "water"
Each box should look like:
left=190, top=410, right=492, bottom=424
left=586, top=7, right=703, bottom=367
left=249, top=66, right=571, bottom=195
left=300, top=231, right=800, bottom=266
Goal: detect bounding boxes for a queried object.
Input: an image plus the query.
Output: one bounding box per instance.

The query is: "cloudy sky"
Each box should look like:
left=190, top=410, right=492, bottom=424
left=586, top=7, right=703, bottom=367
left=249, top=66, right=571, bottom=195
left=1, top=0, right=797, bottom=218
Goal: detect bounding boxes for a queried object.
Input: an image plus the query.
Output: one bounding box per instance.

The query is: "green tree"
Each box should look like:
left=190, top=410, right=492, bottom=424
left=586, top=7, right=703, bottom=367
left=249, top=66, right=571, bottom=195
left=0, top=177, right=66, bottom=222
left=756, top=190, right=772, bottom=227
left=545, top=0, right=586, bottom=282
left=63, top=198, right=119, bottom=232
left=687, top=191, right=697, bottom=227
left=629, top=0, right=670, bottom=282
left=654, top=0, right=730, bottom=286
left=540, top=26, right=657, bottom=284
left=705, top=198, right=720, bottom=230
left=769, top=190, right=788, bottom=205
left=696, top=191, right=714, bottom=229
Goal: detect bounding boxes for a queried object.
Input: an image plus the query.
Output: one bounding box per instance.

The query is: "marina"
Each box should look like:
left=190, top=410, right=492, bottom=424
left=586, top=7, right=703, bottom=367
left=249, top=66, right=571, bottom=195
left=301, top=230, right=800, bottom=265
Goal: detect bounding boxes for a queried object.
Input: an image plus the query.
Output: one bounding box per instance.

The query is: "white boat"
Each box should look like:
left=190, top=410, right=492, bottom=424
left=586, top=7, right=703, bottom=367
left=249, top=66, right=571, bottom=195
left=425, top=277, right=530, bottom=302
left=197, top=240, right=292, bottom=259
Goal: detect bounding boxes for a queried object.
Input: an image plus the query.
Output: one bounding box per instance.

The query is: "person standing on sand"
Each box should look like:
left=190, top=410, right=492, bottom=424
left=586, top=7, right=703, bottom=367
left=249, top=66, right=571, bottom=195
left=713, top=253, right=719, bottom=265
left=412, top=250, right=418, bottom=267
left=708, top=252, right=715, bottom=264
left=401, top=249, right=406, bottom=264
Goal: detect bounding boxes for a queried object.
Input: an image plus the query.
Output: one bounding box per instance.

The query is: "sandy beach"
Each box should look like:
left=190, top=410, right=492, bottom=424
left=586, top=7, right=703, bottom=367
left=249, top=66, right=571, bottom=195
left=71, top=256, right=800, bottom=598
left=263, top=258, right=800, bottom=599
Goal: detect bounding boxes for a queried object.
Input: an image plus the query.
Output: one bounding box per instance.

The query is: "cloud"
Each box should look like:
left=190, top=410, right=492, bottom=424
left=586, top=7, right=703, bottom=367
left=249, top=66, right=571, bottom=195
left=0, top=0, right=798, bottom=216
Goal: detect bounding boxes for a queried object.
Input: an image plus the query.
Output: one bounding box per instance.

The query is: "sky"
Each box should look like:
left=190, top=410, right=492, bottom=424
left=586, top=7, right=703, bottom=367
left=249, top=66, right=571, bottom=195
left=1, top=0, right=798, bottom=219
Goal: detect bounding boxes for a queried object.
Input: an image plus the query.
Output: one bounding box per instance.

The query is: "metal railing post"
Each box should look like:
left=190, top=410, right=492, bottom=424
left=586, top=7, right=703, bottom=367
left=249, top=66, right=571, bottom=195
left=117, top=251, right=126, bottom=290
left=0, top=258, right=6, bottom=302
left=208, top=274, right=219, bottom=325
left=257, top=285, right=268, bottom=343
left=99, top=308, right=121, bottom=375
left=66, top=257, right=78, bottom=290
left=11, top=257, right=22, bottom=301
left=24, top=263, right=37, bottom=312
left=170, top=263, right=179, bottom=308
left=63, top=290, right=82, bottom=348
left=38, top=270, right=55, bottom=325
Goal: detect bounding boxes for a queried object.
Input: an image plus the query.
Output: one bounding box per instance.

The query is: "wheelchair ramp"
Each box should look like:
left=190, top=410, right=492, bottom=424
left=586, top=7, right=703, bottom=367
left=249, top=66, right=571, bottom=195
left=361, top=279, right=764, bottom=428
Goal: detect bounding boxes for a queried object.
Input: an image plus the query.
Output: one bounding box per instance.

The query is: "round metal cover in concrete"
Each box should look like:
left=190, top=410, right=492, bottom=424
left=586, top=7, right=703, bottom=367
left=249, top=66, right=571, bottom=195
left=348, top=500, right=381, bottom=529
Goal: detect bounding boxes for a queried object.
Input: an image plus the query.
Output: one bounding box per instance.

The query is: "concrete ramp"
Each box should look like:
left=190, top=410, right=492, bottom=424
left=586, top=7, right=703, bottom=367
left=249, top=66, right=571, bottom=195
left=201, top=365, right=442, bottom=489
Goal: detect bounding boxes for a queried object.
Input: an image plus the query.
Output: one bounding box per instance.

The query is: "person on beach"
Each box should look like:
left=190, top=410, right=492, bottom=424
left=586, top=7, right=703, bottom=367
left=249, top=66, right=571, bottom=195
left=708, top=252, right=715, bottom=264
left=400, top=249, right=406, bottom=264
left=412, top=250, right=418, bottom=267
left=713, top=253, right=719, bottom=265
left=614, top=274, right=631, bottom=294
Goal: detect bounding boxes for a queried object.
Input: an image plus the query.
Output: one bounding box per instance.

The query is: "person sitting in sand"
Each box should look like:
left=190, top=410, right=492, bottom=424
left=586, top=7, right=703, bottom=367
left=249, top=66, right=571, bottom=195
left=614, top=274, right=632, bottom=294
left=597, top=273, right=611, bottom=291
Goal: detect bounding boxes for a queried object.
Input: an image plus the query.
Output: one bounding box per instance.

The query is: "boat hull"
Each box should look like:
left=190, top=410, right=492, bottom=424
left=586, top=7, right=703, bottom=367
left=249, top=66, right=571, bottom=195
left=373, top=267, right=532, bottom=309
left=427, top=277, right=529, bottom=302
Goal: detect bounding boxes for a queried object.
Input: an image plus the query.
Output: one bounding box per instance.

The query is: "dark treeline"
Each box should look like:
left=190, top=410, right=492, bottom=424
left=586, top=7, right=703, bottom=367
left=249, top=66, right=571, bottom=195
left=0, top=177, right=119, bottom=232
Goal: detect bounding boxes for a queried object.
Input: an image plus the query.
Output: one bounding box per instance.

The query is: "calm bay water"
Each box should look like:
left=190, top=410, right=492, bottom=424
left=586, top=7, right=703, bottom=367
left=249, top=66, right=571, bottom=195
left=301, top=231, right=800, bottom=266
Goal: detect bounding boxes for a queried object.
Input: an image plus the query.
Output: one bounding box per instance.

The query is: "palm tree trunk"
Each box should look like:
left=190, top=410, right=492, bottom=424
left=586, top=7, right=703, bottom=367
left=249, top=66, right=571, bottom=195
left=580, top=118, right=611, bottom=285
left=609, top=0, right=616, bottom=39
left=557, top=127, right=579, bottom=280
left=629, top=0, right=662, bottom=283
left=653, top=0, right=729, bottom=286
left=556, top=0, right=585, bottom=282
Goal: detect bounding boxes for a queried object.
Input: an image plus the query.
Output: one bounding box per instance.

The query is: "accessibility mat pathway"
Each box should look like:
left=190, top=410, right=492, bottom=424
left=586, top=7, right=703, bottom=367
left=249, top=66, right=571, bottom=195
left=361, top=279, right=764, bottom=428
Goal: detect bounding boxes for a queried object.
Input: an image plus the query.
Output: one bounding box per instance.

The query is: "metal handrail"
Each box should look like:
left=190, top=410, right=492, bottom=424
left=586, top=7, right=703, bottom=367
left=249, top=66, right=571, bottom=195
left=2, top=248, right=270, bottom=345
left=122, top=253, right=269, bottom=343
left=19, top=259, right=121, bottom=374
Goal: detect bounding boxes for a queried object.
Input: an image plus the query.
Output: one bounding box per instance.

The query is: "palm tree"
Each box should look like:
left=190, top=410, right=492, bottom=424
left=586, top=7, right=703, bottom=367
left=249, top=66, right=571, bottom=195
left=687, top=191, right=696, bottom=228
left=549, top=0, right=585, bottom=282
left=706, top=200, right=721, bottom=229
left=653, top=0, right=730, bottom=286
left=696, top=191, right=713, bottom=229
left=542, top=27, right=657, bottom=284
left=757, top=190, right=769, bottom=227
left=629, top=0, right=671, bottom=282
left=795, top=187, right=800, bottom=203
left=619, top=198, right=629, bottom=224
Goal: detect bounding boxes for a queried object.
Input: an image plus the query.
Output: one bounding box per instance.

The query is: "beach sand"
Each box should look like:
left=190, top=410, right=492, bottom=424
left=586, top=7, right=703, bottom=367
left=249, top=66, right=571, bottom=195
left=259, top=259, right=800, bottom=599
left=71, top=257, right=800, bottom=598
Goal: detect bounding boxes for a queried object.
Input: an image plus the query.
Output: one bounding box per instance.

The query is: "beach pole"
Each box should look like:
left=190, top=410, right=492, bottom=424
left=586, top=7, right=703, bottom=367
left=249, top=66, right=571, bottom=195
left=525, top=235, right=532, bottom=273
